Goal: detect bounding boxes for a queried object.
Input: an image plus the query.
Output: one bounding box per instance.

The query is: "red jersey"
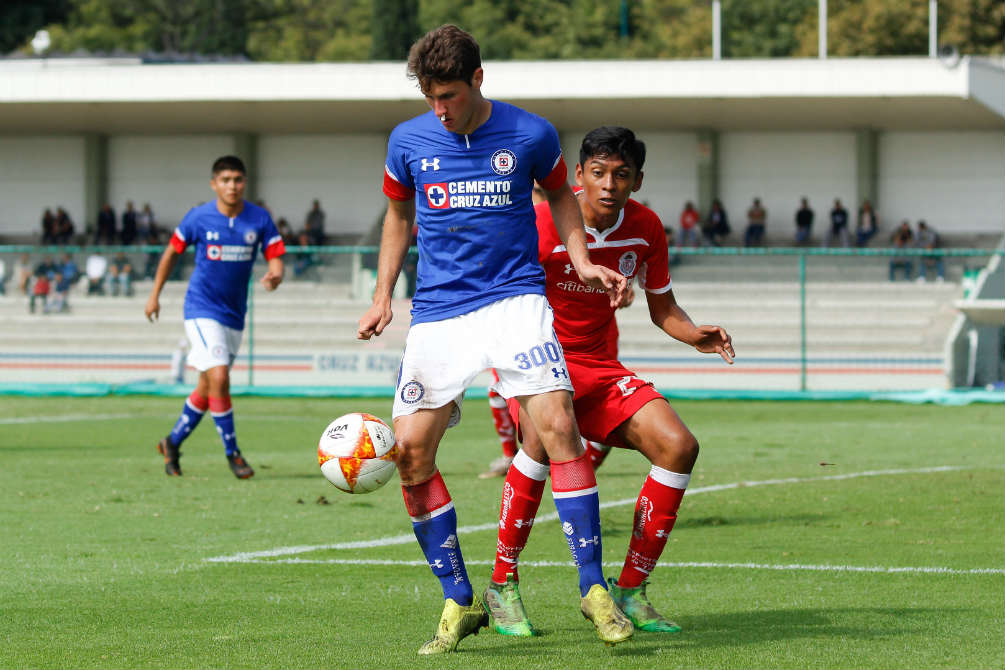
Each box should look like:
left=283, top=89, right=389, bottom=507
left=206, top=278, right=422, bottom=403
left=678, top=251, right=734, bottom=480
left=535, top=195, right=672, bottom=359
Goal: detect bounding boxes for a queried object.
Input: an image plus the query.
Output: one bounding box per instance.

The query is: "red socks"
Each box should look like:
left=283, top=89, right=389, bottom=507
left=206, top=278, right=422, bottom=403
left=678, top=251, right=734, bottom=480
left=491, top=450, right=548, bottom=583
left=617, top=465, right=689, bottom=588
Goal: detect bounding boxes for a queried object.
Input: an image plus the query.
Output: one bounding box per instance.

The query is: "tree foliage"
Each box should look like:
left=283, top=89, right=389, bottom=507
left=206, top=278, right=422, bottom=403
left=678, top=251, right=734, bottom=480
left=13, top=0, right=1004, bottom=60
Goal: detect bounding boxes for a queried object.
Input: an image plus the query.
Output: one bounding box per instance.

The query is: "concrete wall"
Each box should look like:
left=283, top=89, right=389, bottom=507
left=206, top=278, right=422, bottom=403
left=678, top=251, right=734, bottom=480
left=879, top=131, right=1005, bottom=234
left=0, top=136, right=85, bottom=237
left=719, top=132, right=858, bottom=237
left=257, top=134, right=388, bottom=239
left=108, top=135, right=237, bottom=232
left=1, top=128, right=1002, bottom=240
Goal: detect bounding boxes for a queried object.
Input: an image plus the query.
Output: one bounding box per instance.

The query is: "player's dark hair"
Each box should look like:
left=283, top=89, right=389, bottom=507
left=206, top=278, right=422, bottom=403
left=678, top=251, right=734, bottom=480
left=407, top=24, right=481, bottom=92
left=212, top=155, right=246, bottom=176
left=579, top=126, right=646, bottom=173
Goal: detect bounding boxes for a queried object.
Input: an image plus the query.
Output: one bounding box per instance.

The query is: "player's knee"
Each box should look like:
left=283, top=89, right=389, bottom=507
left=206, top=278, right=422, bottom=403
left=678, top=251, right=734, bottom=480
left=392, top=434, right=435, bottom=483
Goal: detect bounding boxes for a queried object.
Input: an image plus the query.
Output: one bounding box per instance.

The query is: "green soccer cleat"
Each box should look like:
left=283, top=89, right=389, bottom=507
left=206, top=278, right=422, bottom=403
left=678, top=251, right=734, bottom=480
left=608, top=578, right=682, bottom=633
left=580, top=583, right=633, bottom=646
left=482, top=576, right=538, bottom=637
left=418, top=594, right=489, bottom=655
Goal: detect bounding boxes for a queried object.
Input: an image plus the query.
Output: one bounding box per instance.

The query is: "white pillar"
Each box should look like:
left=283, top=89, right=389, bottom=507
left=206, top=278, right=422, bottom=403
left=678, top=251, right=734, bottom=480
left=712, top=0, right=722, bottom=60
left=818, top=0, right=827, bottom=59
left=929, top=0, right=938, bottom=57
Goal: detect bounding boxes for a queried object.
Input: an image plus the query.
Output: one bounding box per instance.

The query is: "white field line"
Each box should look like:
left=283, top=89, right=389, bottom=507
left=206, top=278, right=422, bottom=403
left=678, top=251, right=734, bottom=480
left=0, top=413, right=142, bottom=424
left=205, top=465, right=966, bottom=564
left=222, top=557, right=1004, bottom=576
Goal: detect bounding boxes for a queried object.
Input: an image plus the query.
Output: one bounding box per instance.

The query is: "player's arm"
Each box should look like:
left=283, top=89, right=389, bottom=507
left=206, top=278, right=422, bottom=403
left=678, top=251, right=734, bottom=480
left=145, top=244, right=181, bottom=322
left=544, top=183, right=627, bottom=307
left=261, top=256, right=284, bottom=291
left=646, top=289, right=735, bottom=364
left=357, top=197, right=414, bottom=340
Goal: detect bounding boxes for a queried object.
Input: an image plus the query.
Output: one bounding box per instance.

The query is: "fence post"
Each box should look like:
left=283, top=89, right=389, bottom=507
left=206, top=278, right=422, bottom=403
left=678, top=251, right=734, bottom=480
left=799, top=252, right=807, bottom=391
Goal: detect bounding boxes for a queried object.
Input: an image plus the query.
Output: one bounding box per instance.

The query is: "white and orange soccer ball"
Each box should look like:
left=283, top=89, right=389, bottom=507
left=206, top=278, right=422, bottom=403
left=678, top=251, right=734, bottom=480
left=317, top=413, right=398, bottom=494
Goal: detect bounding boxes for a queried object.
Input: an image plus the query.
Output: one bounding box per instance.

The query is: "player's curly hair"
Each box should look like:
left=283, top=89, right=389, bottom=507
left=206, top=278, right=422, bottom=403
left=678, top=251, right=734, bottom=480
left=407, top=24, right=481, bottom=93
left=579, top=127, right=647, bottom=173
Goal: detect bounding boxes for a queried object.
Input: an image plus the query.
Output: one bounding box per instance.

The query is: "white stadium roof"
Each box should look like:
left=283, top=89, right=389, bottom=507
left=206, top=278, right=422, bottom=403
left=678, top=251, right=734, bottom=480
left=0, top=56, right=1001, bottom=133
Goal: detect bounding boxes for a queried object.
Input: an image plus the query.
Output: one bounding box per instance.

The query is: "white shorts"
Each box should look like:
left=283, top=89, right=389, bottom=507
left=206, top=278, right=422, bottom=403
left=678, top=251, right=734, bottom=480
left=392, top=293, right=574, bottom=427
left=184, top=318, right=242, bottom=371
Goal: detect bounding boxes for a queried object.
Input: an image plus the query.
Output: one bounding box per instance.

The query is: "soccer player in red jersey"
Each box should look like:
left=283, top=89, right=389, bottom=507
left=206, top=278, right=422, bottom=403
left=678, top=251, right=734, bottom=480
left=483, top=126, right=734, bottom=637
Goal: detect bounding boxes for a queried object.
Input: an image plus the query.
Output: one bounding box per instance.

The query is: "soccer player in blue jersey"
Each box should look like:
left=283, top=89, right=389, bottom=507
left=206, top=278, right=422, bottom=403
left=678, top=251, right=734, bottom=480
left=357, top=25, right=630, bottom=654
left=145, top=155, right=285, bottom=479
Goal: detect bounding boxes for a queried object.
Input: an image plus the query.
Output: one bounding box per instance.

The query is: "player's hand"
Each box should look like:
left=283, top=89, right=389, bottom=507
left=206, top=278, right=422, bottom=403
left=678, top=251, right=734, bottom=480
left=260, top=270, right=282, bottom=291
left=145, top=295, right=160, bottom=322
left=693, top=325, right=735, bottom=364
left=576, top=262, right=627, bottom=308
left=619, top=286, right=636, bottom=309
left=358, top=302, right=393, bottom=340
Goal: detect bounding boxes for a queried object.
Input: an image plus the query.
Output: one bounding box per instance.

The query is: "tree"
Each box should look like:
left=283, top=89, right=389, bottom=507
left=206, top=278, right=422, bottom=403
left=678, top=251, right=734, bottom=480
left=370, top=0, right=419, bottom=60
left=0, top=0, right=70, bottom=55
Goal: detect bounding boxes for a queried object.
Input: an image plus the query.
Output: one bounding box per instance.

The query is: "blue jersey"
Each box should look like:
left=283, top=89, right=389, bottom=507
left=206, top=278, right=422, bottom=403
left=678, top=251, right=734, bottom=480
left=171, top=200, right=285, bottom=330
left=383, top=100, right=568, bottom=325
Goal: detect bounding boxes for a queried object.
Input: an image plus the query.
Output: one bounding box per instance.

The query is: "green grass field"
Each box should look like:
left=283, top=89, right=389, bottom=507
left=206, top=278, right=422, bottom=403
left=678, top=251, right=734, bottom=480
left=1, top=396, right=1002, bottom=669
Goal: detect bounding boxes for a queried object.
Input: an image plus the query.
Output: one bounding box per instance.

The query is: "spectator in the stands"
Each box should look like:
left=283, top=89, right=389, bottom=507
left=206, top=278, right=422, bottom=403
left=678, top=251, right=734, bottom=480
left=678, top=201, right=700, bottom=248
left=794, top=197, right=814, bottom=245
left=825, top=199, right=850, bottom=248
left=137, top=203, right=156, bottom=241
left=54, top=207, right=75, bottom=244
left=107, top=251, right=134, bottom=296
left=856, top=200, right=879, bottom=247
left=888, top=221, right=914, bottom=281
left=744, top=197, right=767, bottom=247
left=29, top=257, right=57, bottom=313
left=14, top=253, right=32, bottom=294
left=121, top=201, right=138, bottom=245
left=95, top=203, right=116, bottom=245
left=304, top=199, right=326, bottom=245
left=85, top=252, right=109, bottom=295
left=915, top=220, right=945, bottom=283
left=702, top=198, right=730, bottom=246
left=41, top=208, right=57, bottom=244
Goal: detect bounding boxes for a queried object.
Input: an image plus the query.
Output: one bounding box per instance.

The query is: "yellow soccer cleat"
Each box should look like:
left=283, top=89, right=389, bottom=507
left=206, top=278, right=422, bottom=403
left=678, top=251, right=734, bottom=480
left=580, top=584, right=634, bottom=646
left=417, top=595, right=489, bottom=655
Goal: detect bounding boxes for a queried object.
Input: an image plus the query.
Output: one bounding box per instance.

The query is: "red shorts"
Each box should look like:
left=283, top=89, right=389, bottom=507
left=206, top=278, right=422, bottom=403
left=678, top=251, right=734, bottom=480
left=507, top=352, right=664, bottom=447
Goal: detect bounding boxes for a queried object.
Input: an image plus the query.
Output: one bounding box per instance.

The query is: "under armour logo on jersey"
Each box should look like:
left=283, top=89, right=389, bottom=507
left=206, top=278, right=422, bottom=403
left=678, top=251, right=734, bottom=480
left=552, top=367, right=568, bottom=380
left=578, top=535, right=599, bottom=548
left=440, top=534, right=458, bottom=549
left=421, top=157, right=440, bottom=171
left=655, top=529, right=669, bottom=538
left=564, top=263, right=574, bottom=275
left=206, top=231, right=220, bottom=241
left=429, top=559, right=443, bottom=569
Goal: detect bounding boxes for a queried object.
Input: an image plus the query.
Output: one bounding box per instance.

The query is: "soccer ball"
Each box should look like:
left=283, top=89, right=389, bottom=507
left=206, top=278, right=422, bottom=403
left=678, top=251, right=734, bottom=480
left=318, top=413, right=398, bottom=494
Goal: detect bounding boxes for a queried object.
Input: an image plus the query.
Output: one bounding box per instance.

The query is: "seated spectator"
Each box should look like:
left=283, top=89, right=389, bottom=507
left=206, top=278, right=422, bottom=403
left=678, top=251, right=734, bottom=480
left=95, top=204, right=116, bottom=244
left=29, top=259, right=56, bottom=313
left=41, top=208, right=57, bottom=244
left=14, top=253, right=32, bottom=294
left=678, top=201, right=700, bottom=248
left=915, top=220, right=944, bottom=282
left=825, top=199, right=850, bottom=248
left=55, top=207, right=75, bottom=244
left=663, top=225, right=680, bottom=266
left=888, top=221, right=914, bottom=281
left=744, top=197, right=767, bottom=247
left=107, top=252, right=134, bottom=296
left=85, top=252, right=109, bottom=295
left=277, top=217, right=298, bottom=247
left=49, top=266, right=72, bottom=313
left=59, top=252, right=79, bottom=288
left=794, top=197, right=814, bottom=245
left=702, top=198, right=730, bottom=246
left=137, top=203, right=156, bottom=241
left=121, top=201, right=138, bottom=245
left=305, top=199, right=326, bottom=245
left=856, top=200, right=879, bottom=247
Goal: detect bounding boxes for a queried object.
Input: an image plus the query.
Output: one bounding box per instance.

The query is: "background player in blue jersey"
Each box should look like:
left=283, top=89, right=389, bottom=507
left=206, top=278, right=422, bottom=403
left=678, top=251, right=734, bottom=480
left=145, top=156, right=285, bottom=479
left=357, top=25, right=630, bottom=655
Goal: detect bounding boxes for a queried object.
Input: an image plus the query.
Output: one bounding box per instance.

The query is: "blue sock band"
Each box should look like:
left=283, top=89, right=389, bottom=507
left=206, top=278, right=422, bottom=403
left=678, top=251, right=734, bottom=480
left=553, top=489, right=605, bottom=596
left=169, top=398, right=205, bottom=446
left=411, top=505, right=473, bottom=605
left=211, top=409, right=238, bottom=456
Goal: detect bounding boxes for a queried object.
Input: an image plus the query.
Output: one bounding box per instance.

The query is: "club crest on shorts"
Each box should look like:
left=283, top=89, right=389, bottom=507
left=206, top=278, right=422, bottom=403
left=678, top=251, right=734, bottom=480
left=399, top=380, right=424, bottom=404
left=244, top=231, right=257, bottom=244
left=618, top=251, right=638, bottom=277
left=490, top=149, right=517, bottom=176
left=212, top=344, right=226, bottom=359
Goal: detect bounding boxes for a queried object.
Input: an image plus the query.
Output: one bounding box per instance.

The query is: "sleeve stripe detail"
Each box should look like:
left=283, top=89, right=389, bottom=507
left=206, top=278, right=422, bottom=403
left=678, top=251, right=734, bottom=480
left=264, top=238, right=286, bottom=260
left=645, top=280, right=673, bottom=294
left=383, top=170, right=414, bottom=201
left=538, top=155, right=568, bottom=191
left=549, top=238, right=649, bottom=254
left=170, top=229, right=187, bottom=253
